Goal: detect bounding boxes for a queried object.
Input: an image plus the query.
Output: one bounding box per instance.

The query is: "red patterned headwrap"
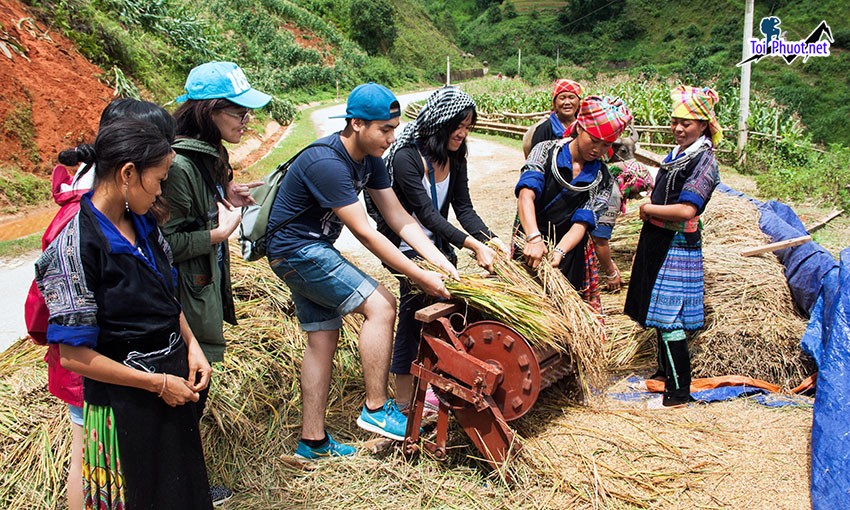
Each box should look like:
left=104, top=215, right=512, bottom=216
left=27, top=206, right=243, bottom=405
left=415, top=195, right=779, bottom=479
left=609, top=160, right=654, bottom=214
left=552, top=79, right=584, bottom=102
left=575, top=95, right=633, bottom=143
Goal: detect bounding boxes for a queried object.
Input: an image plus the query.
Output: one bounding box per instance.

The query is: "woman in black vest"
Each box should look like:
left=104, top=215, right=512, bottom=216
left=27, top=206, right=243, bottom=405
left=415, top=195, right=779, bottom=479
left=624, top=85, right=722, bottom=408
left=35, top=119, right=213, bottom=509
left=513, top=95, right=633, bottom=313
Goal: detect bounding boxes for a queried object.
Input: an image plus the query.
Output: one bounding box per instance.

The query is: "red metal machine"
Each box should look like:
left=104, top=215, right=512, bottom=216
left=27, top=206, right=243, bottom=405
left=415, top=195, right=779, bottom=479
left=404, top=302, right=573, bottom=471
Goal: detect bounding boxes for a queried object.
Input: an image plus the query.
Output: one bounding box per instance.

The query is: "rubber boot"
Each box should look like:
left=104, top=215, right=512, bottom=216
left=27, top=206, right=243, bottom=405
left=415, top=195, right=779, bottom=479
left=660, top=330, right=692, bottom=407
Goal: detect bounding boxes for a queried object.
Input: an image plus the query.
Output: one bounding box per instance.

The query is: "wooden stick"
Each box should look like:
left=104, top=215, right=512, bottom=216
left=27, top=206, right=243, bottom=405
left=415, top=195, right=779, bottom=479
left=805, top=210, right=843, bottom=234
left=740, top=235, right=811, bottom=257
left=634, top=147, right=664, bottom=166
left=414, top=302, right=461, bottom=323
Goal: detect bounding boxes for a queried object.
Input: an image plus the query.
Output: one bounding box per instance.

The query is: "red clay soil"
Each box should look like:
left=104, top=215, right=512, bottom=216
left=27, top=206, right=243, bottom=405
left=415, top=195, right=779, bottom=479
left=0, top=0, right=112, bottom=179
left=280, top=21, right=335, bottom=65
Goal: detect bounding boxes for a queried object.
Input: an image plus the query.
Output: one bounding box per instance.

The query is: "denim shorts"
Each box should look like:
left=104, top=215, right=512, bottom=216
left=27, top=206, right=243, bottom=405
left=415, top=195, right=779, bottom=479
left=270, top=242, right=377, bottom=331
left=68, top=404, right=84, bottom=426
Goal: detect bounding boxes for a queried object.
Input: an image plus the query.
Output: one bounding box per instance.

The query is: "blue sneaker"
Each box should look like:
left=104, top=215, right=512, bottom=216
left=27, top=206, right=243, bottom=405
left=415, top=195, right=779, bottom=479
left=356, top=399, right=409, bottom=440
left=294, top=433, right=356, bottom=460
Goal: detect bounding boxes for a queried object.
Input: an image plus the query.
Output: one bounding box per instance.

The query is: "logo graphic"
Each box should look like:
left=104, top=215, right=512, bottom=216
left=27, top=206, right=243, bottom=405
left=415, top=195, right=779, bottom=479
left=367, top=415, right=387, bottom=428
left=738, top=17, right=833, bottom=67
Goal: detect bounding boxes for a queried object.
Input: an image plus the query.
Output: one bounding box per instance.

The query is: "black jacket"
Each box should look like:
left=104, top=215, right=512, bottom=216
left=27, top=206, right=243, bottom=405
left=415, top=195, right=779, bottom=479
left=381, top=145, right=494, bottom=253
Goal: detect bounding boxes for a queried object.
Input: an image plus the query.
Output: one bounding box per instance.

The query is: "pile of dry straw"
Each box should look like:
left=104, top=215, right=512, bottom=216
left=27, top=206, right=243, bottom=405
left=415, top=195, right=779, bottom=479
left=606, top=191, right=814, bottom=388
left=0, top=219, right=815, bottom=507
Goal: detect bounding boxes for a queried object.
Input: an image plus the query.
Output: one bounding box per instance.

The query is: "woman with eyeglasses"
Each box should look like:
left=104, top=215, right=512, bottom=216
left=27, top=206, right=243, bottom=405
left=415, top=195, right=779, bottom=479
left=160, top=61, right=271, bottom=505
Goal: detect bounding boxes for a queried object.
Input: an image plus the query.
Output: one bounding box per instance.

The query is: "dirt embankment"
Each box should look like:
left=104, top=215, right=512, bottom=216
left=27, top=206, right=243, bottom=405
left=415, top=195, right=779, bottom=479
left=0, top=0, right=112, bottom=178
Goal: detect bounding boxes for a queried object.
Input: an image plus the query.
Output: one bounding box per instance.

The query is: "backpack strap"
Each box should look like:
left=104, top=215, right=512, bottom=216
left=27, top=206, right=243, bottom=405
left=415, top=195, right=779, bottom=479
left=261, top=142, right=352, bottom=242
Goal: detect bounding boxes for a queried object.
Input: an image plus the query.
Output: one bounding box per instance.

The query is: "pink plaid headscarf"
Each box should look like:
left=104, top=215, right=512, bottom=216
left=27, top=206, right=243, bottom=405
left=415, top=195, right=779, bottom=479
left=609, top=160, right=654, bottom=214
left=552, top=79, right=584, bottom=102
left=575, top=95, right=633, bottom=143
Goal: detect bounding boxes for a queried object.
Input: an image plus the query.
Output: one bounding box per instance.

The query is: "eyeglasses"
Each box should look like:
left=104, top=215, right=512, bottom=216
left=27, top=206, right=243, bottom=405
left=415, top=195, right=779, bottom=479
left=221, top=109, right=252, bottom=124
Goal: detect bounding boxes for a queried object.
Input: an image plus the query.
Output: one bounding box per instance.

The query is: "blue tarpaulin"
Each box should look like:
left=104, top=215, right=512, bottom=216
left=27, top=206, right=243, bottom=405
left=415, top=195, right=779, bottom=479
left=606, top=375, right=813, bottom=408
left=718, top=185, right=850, bottom=507
left=757, top=200, right=838, bottom=316
left=809, top=249, right=850, bottom=509
left=717, top=184, right=838, bottom=317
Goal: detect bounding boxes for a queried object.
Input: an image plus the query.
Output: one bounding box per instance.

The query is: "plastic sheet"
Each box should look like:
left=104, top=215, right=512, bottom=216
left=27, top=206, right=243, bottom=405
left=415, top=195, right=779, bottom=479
left=715, top=184, right=838, bottom=317
left=605, top=375, right=812, bottom=407
left=757, top=200, right=837, bottom=315
left=810, top=249, right=850, bottom=508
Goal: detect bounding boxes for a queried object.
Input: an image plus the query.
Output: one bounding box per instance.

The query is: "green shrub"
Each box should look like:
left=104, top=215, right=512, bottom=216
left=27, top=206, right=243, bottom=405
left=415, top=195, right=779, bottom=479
left=753, top=143, right=850, bottom=211
left=349, top=0, right=397, bottom=55
left=682, top=23, right=702, bottom=40
left=3, top=102, right=40, bottom=168
left=265, top=97, right=297, bottom=125
left=357, top=56, right=401, bottom=85
left=833, top=28, right=850, bottom=49
left=0, top=167, right=50, bottom=211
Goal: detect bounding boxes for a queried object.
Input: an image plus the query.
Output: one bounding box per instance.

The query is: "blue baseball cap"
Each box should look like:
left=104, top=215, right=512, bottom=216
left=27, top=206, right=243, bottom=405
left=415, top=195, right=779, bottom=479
left=175, top=61, right=272, bottom=109
left=330, top=82, right=400, bottom=120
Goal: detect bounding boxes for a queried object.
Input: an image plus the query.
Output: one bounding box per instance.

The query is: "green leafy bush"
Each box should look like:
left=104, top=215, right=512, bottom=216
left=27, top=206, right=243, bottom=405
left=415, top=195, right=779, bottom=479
left=754, top=143, right=850, bottom=211
left=348, top=0, right=397, bottom=55
left=265, top=97, right=297, bottom=125
left=3, top=102, right=40, bottom=168
left=0, top=167, right=50, bottom=211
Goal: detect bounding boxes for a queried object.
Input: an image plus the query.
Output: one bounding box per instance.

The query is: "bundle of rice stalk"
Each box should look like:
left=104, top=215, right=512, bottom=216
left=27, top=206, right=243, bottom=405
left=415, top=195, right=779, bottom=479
left=534, top=261, right=606, bottom=389
left=0, top=340, right=69, bottom=508
left=604, top=313, right=656, bottom=369
left=417, top=250, right=607, bottom=393
left=509, top=236, right=607, bottom=382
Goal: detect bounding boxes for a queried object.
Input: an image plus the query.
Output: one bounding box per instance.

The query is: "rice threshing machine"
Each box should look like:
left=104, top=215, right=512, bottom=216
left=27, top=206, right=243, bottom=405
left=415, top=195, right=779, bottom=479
left=404, top=302, right=575, bottom=471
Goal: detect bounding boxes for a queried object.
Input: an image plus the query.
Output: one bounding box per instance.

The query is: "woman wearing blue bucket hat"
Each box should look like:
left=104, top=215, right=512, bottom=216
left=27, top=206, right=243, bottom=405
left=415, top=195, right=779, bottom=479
left=161, top=61, right=271, bottom=505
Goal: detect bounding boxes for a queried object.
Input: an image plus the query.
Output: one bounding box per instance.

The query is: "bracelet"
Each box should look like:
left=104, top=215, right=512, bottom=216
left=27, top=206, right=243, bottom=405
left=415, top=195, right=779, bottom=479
left=525, top=231, right=543, bottom=243
left=602, top=270, right=620, bottom=279
left=553, top=246, right=567, bottom=257
left=157, top=373, right=167, bottom=398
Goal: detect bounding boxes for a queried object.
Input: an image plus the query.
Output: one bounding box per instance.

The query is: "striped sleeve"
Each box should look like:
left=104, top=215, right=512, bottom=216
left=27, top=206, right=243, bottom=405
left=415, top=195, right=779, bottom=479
left=34, top=215, right=99, bottom=348
left=680, top=150, right=720, bottom=214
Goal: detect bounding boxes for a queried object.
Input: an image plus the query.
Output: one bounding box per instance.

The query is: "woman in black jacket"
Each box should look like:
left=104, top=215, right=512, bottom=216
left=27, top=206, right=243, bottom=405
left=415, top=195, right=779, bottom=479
left=382, top=86, right=505, bottom=409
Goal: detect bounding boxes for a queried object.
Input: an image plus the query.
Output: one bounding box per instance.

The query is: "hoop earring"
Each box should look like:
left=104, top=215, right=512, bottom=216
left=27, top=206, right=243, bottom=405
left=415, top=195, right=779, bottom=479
left=124, top=182, right=130, bottom=213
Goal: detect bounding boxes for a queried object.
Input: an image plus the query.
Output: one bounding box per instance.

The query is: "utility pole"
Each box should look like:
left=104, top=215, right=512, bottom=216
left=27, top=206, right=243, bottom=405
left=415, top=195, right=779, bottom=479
left=556, top=47, right=560, bottom=68
left=737, top=0, right=754, bottom=163
left=446, top=56, right=451, bottom=86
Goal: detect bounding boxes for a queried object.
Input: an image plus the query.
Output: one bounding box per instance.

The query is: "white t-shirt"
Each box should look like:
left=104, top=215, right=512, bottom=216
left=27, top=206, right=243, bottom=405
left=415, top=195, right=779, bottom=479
left=400, top=170, right=451, bottom=252
left=59, top=163, right=95, bottom=193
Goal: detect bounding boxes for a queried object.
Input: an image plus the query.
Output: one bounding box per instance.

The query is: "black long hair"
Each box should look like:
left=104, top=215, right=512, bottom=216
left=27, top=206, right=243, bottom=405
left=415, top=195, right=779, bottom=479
left=58, top=99, right=175, bottom=182
left=417, top=106, right=477, bottom=168
left=172, top=98, right=239, bottom=183
left=78, top=119, right=172, bottom=184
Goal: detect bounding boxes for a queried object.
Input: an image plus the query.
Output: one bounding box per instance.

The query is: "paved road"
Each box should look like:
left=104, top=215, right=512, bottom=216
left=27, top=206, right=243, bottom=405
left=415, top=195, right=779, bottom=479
left=0, top=255, right=38, bottom=351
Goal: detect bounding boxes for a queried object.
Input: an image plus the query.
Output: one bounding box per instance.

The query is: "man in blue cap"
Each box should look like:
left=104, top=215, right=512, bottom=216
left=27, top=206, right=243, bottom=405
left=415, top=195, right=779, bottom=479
left=266, top=83, right=458, bottom=459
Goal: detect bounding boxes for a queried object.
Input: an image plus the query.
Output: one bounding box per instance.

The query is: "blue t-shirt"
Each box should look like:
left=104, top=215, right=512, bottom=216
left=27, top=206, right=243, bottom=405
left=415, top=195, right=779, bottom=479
left=266, top=133, right=391, bottom=258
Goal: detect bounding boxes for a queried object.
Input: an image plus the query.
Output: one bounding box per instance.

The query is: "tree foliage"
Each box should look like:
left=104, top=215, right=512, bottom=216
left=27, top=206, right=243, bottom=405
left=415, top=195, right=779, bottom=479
left=349, top=0, right=397, bottom=55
